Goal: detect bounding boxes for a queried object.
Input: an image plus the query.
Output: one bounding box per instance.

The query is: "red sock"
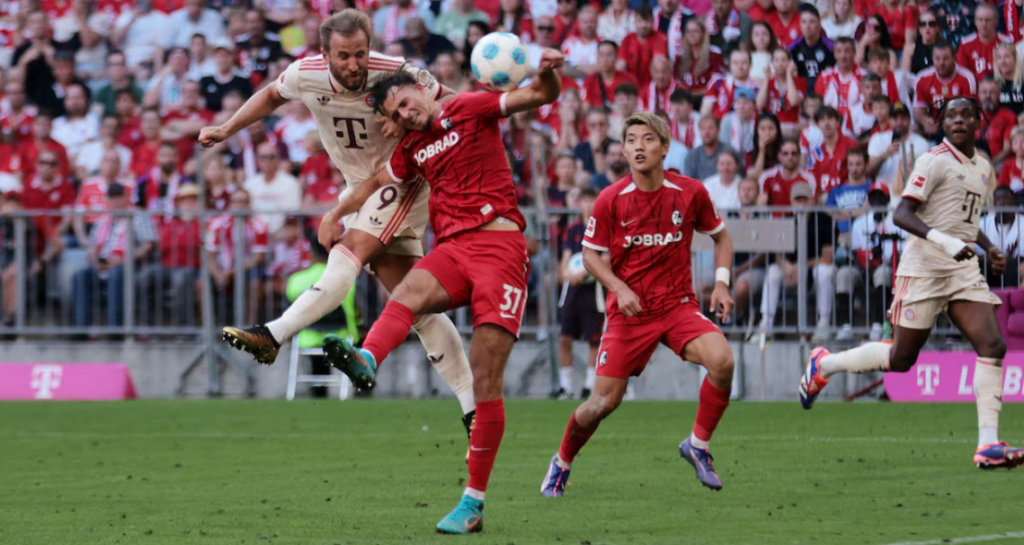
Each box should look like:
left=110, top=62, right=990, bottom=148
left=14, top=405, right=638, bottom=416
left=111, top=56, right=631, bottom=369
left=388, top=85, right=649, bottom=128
left=693, top=377, right=730, bottom=441
left=557, top=411, right=598, bottom=464
left=362, top=302, right=415, bottom=366
left=467, top=398, right=505, bottom=492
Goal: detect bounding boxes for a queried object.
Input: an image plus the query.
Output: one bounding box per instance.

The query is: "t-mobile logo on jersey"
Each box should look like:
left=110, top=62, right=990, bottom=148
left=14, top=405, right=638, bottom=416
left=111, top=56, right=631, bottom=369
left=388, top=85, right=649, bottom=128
left=332, top=117, right=367, bottom=149
left=414, top=132, right=460, bottom=166
left=623, top=231, right=683, bottom=248
left=916, top=364, right=940, bottom=395
left=30, top=364, right=63, bottom=399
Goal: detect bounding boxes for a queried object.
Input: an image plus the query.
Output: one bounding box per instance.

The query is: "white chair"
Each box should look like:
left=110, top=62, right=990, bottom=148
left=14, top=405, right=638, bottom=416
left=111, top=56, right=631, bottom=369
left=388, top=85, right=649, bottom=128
left=285, top=341, right=352, bottom=401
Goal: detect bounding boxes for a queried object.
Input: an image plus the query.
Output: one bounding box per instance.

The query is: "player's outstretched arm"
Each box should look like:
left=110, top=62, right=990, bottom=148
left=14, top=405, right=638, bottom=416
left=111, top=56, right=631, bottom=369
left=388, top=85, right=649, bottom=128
left=582, top=246, right=642, bottom=317
left=503, top=49, right=565, bottom=116
left=198, top=83, right=289, bottom=147
left=316, top=169, right=391, bottom=249
left=709, top=228, right=735, bottom=320
left=892, top=198, right=975, bottom=262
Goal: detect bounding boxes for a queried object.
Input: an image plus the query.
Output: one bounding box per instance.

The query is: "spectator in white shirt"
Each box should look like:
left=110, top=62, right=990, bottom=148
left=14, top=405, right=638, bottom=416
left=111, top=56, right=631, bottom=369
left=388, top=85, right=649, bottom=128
left=597, top=0, right=636, bottom=44
left=51, top=83, right=100, bottom=162
left=143, top=47, right=191, bottom=112
left=244, top=141, right=302, bottom=233
left=866, top=102, right=928, bottom=187
left=165, top=0, right=226, bottom=49
left=702, top=150, right=743, bottom=210
left=561, top=6, right=600, bottom=75
left=111, top=0, right=170, bottom=68
left=74, top=114, right=133, bottom=179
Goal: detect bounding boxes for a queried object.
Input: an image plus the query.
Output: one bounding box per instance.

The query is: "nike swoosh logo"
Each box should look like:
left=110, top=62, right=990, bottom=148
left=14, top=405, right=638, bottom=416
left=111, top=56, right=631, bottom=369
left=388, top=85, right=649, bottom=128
left=621, top=219, right=637, bottom=226
left=469, top=446, right=491, bottom=451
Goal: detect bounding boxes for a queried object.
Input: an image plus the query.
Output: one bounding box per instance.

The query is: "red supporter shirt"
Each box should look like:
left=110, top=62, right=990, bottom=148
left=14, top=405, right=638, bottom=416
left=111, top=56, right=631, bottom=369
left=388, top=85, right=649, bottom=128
left=18, top=139, right=71, bottom=180
left=269, top=238, right=312, bottom=277
left=957, top=33, right=1013, bottom=82
left=670, top=112, right=700, bottom=148
left=639, top=80, right=682, bottom=113
left=758, top=165, right=818, bottom=206
left=582, top=172, right=724, bottom=320
left=764, top=75, right=806, bottom=124
left=21, top=175, right=76, bottom=239
left=130, top=140, right=159, bottom=177
left=554, top=14, right=580, bottom=45
left=913, top=67, right=977, bottom=119
left=766, top=11, right=802, bottom=48
left=387, top=92, right=526, bottom=242
left=618, top=31, right=670, bottom=88
left=581, top=71, right=638, bottom=109
left=978, top=107, right=1017, bottom=159
left=815, top=66, right=865, bottom=120
left=999, top=159, right=1024, bottom=192
left=300, top=150, right=333, bottom=188
left=0, top=143, right=24, bottom=173
left=678, top=47, right=724, bottom=92
left=117, top=116, right=142, bottom=149
left=205, top=214, right=270, bottom=271
left=0, top=109, right=35, bottom=145
left=534, top=76, right=579, bottom=145
left=158, top=216, right=202, bottom=268
left=806, top=134, right=857, bottom=196
left=163, top=108, right=214, bottom=169
left=75, top=177, right=135, bottom=224
left=703, top=74, right=758, bottom=118
left=40, top=0, right=73, bottom=18
left=1007, top=0, right=1024, bottom=43
left=874, top=3, right=918, bottom=50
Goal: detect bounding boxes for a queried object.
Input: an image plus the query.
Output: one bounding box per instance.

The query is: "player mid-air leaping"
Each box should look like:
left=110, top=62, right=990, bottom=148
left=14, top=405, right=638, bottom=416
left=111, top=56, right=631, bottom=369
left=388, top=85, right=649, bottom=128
left=539, top=112, right=738, bottom=495
left=799, top=97, right=1024, bottom=470
left=197, top=10, right=476, bottom=435
left=314, top=49, right=565, bottom=533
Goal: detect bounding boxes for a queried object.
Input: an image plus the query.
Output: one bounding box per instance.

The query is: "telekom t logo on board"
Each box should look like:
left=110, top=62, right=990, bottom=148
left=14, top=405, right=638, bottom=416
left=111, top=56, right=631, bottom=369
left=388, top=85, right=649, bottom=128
left=30, top=365, right=63, bottom=399
left=916, top=364, right=940, bottom=395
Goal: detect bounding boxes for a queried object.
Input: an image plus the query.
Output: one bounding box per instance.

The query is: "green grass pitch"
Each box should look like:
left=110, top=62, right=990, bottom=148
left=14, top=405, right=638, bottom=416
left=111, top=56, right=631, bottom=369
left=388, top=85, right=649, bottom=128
left=1, top=400, right=1022, bottom=545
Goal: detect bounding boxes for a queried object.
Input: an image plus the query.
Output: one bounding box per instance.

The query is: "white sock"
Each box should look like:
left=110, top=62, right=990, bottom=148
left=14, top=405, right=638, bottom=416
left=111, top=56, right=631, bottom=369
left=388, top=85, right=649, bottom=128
left=688, top=432, right=710, bottom=449
left=974, top=358, right=1003, bottom=447
left=266, top=247, right=361, bottom=343
left=819, top=342, right=891, bottom=378
left=463, top=487, right=485, bottom=501
left=554, top=453, right=571, bottom=469
left=412, top=313, right=475, bottom=414
left=814, top=263, right=834, bottom=323
left=559, top=366, right=573, bottom=391
left=585, top=367, right=596, bottom=389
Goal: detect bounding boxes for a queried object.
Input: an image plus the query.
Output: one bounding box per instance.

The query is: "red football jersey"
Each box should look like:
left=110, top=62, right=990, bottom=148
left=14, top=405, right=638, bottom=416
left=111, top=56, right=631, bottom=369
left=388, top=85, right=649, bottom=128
left=387, top=92, right=526, bottom=242
left=978, top=107, right=1016, bottom=159
left=618, top=31, right=670, bottom=89
left=639, top=80, right=682, bottom=114
left=0, top=109, right=35, bottom=145
left=158, top=216, right=203, bottom=269
left=874, top=3, right=918, bottom=50
left=758, top=165, right=818, bottom=206
left=913, top=67, right=977, bottom=119
left=766, top=11, right=802, bottom=48
left=582, top=172, right=723, bottom=320
left=815, top=66, right=865, bottom=119
left=581, top=71, right=638, bottom=109
left=999, top=158, right=1023, bottom=192
left=957, top=33, right=1013, bottom=83
left=703, top=74, right=758, bottom=118
left=206, top=214, right=270, bottom=271
left=764, top=75, right=807, bottom=124
left=678, top=47, right=725, bottom=92
left=807, top=135, right=857, bottom=196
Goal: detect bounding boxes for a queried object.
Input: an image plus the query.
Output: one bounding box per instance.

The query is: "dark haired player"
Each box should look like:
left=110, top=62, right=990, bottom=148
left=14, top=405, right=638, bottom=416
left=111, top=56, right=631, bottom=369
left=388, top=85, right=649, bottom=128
left=318, top=49, right=566, bottom=534
left=541, top=112, right=737, bottom=495
left=800, top=97, right=1024, bottom=469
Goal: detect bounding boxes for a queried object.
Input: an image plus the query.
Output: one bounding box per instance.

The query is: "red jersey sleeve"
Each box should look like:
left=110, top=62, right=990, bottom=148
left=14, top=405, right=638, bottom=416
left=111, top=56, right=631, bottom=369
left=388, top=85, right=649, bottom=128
left=455, top=91, right=510, bottom=120
left=251, top=220, right=270, bottom=253
left=386, top=141, right=418, bottom=183
left=582, top=189, right=614, bottom=251
left=693, top=184, right=725, bottom=235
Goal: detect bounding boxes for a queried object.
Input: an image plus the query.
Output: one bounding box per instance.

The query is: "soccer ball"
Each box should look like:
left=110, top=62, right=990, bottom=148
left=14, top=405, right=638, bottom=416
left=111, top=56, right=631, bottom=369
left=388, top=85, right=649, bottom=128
left=470, top=32, right=530, bottom=91
left=567, top=252, right=595, bottom=285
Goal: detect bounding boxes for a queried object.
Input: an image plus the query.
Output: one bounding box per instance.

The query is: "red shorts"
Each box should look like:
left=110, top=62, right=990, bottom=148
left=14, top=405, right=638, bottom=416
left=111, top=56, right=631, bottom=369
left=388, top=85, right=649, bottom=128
left=596, top=302, right=722, bottom=378
left=415, top=230, right=531, bottom=337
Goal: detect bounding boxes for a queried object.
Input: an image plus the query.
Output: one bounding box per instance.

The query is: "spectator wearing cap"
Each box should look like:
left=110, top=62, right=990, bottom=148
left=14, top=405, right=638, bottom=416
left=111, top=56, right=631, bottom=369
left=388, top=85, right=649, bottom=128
left=52, top=83, right=101, bottom=162
left=166, top=0, right=226, bottom=49
left=143, top=47, right=192, bottom=112
left=75, top=115, right=134, bottom=180
left=399, top=17, right=456, bottom=68
left=979, top=186, right=1024, bottom=289
left=92, top=51, right=144, bottom=117
left=434, top=0, right=491, bottom=48
left=137, top=183, right=204, bottom=326
left=235, top=9, right=285, bottom=88
left=866, top=101, right=929, bottom=188
left=719, top=85, right=756, bottom=168
left=758, top=181, right=836, bottom=339
left=668, top=89, right=701, bottom=149
left=71, top=181, right=158, bottom=329
left=205, top=188, right=269, bottom=324
left=840, top=181, right=903, bottom=340
left=199, top=39, right=253, bottom=113
left=617, top=6, right=669, bottom=90
left=0, top=81, right=37, bottom=147
left=111, top=0, right=170, bottom=69
left=244, top=141, right=301, bottom=234
left=684, top=115, right=734, bottom=181
left=135, top=141, right=185, bottom=214
left=977, top=77, right=1017, bottom=164
left=608, top=82, right=639, bottom=142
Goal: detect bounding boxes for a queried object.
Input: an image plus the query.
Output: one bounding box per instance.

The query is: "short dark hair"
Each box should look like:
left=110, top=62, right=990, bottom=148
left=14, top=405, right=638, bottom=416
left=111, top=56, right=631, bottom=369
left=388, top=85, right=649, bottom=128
left=846, top=146, right=869, bottom=162
left=114, top=88, right=138, bottom=103
left=636, top=5, right=653, bottom=19
left=871, top=94, right=890, bottom=106
left=932, top=40, right=954, bottom=55
left=578, top=187, right=599, bottom=200
left=599, top=40, right=619, bottom=52
left=798, top=3, right=820, bottom=18
left=780, top=138, right=800, bottom=151
left=868, top=47, right=889, bottom=62
left=669, top=89, right=694, bottom=104
left=370, top=71, right=418, bottom=117
left=614, top=82, right=639, bottom=97
left=862, top=72, right=881, bottom=84
left=814, top=105, right=841, bottom=122
left=834, top=36, right=855, bottom=49
left=940, top=96, right=979, bottom=121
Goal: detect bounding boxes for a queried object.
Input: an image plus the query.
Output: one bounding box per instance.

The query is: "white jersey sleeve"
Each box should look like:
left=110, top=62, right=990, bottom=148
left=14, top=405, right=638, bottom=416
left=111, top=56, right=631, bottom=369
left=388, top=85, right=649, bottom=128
left=276, top=58, right=304, bottom=101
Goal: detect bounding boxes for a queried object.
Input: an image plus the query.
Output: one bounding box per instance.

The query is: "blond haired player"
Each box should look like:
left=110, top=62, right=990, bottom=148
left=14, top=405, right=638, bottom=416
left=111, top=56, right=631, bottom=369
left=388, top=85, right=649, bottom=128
left=198, top=10, right=476, bottom=434
left=799, top=97, right=1024, bottom=470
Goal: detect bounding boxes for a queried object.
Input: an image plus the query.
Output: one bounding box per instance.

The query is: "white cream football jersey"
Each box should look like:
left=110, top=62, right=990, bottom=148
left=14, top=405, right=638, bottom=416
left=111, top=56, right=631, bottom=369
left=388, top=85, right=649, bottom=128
left=898, top=139, right=996, bottom=277
left=275, top=52, right=441, bottom=188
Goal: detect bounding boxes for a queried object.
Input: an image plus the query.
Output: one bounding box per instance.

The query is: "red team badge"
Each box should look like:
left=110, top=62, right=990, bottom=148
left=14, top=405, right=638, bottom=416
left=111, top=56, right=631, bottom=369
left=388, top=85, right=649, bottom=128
left=911, top=174, right=926, bottom=188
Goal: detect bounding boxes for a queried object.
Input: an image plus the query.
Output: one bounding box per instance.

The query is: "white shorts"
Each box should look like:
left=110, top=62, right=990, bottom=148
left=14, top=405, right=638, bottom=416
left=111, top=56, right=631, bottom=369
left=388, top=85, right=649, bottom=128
left=341, top=176, right=429, bottom=257
left=890, top=268, right=1002, bottom=330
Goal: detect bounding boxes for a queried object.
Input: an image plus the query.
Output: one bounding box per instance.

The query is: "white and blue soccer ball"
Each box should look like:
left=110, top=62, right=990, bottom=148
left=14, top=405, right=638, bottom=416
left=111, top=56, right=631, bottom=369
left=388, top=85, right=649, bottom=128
left=567, top=252, right=595, bottom=284
left=470, top=32, right=530, bottom=91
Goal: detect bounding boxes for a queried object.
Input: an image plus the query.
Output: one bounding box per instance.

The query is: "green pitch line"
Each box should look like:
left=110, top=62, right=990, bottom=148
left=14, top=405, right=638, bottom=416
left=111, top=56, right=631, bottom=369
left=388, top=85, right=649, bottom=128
left=0, top=400, right=1021, bottom=545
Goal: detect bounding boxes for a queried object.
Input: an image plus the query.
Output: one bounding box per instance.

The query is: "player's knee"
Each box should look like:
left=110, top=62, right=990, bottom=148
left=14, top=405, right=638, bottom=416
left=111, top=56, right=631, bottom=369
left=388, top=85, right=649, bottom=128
left=979, top=336, right=1007, bottom=359
left=888, top=349, right=917, bottom=373
left=594, top=392, right=623, bottom=418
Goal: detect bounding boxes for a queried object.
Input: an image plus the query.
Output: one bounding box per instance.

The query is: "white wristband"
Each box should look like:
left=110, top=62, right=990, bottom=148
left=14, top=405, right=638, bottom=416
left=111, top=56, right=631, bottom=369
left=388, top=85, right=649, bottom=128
left=715, top=267, right=731, bottom=287
left=926, top=229, right=968, bottom=258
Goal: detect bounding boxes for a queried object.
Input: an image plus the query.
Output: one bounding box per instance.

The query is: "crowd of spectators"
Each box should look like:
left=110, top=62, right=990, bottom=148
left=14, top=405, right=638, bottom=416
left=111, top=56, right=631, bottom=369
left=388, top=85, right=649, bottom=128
left=1, top=0, right=1024, bottom=339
